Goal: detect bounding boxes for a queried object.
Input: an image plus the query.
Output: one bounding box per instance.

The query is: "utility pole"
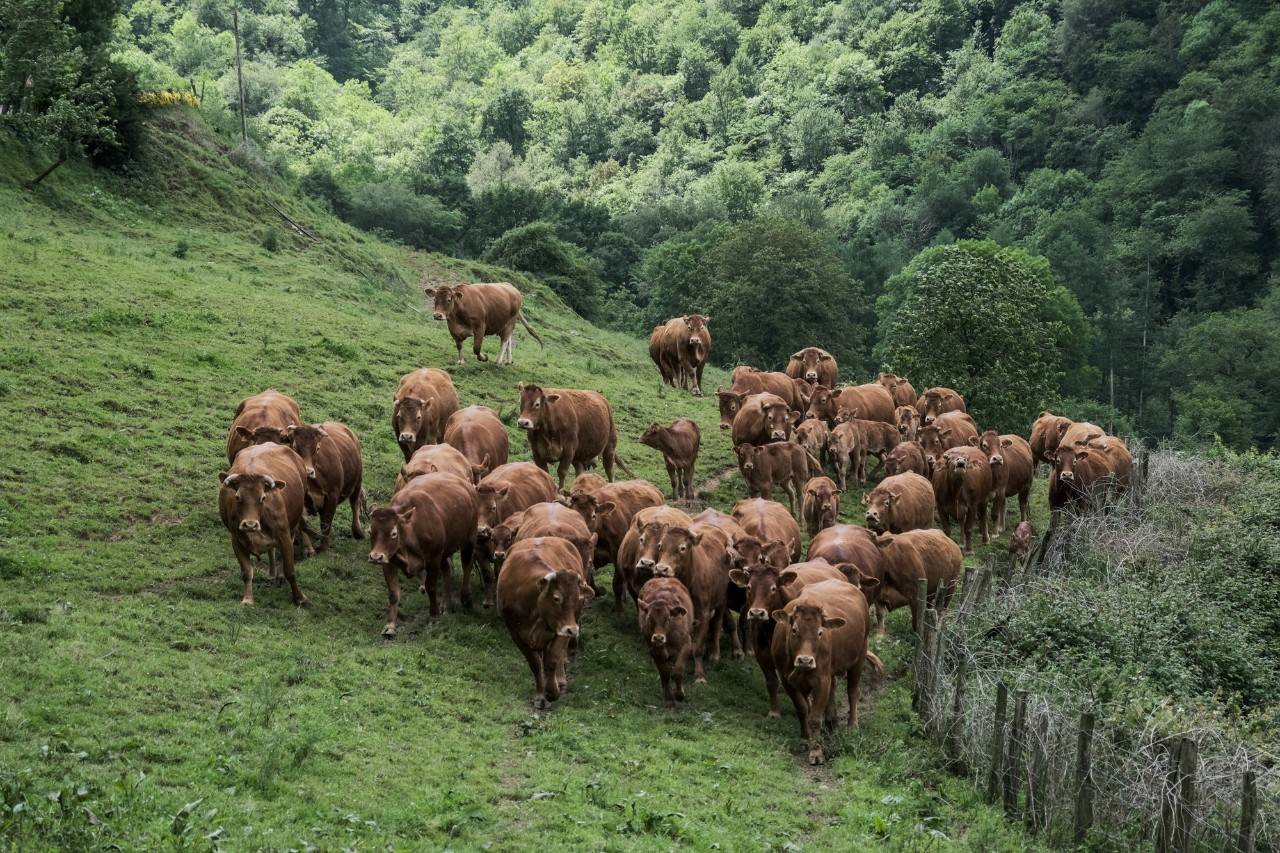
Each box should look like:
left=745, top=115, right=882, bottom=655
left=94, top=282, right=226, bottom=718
left=232, top=5, right=247, bottom=144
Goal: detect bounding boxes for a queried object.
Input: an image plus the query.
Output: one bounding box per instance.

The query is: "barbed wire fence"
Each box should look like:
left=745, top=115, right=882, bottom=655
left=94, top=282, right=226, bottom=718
left=909, top=448, right=1278, bottom=850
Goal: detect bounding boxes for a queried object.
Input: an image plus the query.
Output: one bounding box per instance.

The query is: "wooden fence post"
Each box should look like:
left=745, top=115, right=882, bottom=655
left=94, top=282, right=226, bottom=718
left=927, top=611, right=947, bottom=736
left=1237, top=768, right=1257, bottom=853
left=1003, top=691, right=1027, bottom=818
left=1173, top=737, right=1197, bottom=853
left=986, top=683, right=1008, bottom=803
left=912, top=578, right=929, bottom=713
left=1073, top=711, right=1095, bottom=844
left=945, top=655, right=967, bottom=769
left=958, top=565, right=975, bottom=611
left=1026, top=714, right=1049, bottom=833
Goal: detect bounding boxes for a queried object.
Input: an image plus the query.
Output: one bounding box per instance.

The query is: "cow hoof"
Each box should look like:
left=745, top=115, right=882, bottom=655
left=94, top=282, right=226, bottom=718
left=294, top=596, right=310, bottom=608
left=533, top=695, right=550, bottom=711
left=482, top=599, right=495, bottom=609
left=240, top=597, right=254, bottom=606
left=731, top=649, right=744, bottom=660
left=382, top=625, right=397, bottom=639
left=694, top=676, right=707, bottom=686
left=808, top=747, right=826, bottom=766
left=767, top=710, right=781, bottom=720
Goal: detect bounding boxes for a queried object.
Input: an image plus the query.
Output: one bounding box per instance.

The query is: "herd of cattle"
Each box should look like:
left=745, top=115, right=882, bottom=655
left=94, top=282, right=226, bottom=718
left=215, top=289, right=1132, bottom=765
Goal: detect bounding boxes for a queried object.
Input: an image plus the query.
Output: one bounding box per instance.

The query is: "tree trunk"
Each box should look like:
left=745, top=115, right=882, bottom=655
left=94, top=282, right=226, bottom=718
left=27, top=155, right=67, bottom=187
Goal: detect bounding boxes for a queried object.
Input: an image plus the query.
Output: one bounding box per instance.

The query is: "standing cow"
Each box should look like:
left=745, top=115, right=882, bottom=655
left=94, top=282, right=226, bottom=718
left=638, top=419, right=700, bottom=500
left=226, top=389, right=301, bottom=462
left=424, top=281, right=543, bottom=365
left=392, top=368, right=459, bottom=463
left=649, top=315, right=711, bottom=395
left=516, top=383, right=628, bottom=488
left=443, top=405, right=509, bottom=480
left=282, top=421, right=364, bottom=550
left=877, top=373, right=917, bottom=407
left=975, top=431, right=1033, bottom=535
left=916, top=388, right=967, bottom=425
left=785, top=348, right=838, bottom=387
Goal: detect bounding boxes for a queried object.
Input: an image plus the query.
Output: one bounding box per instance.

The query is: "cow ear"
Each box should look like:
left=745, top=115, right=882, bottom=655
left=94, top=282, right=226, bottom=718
left=857, top=576, right=881, bottom=596
left=1001, top=438, right=1013, bottom=447
left=859, top=493, right=869, bottom=506
left=637, top=599, right=650, bottom=613
left=875, top=534, right=894, bottom=549
left=822, top=615, right=847, bottom=629
left=397, top=505, right=416, bottom=525
left=940, top=428, right=953, bottom=437
left=819, top=354, right=832, bottom=362
left=728, top=568, right=750, bottom=587
left=789, top=410, right=802, bottom=425
left=670, top=604, right=688, bottom=617
left=1076, top=449, right=1091, bottom=460
left=235, top=425, right=254, bottom=439
left=423, top=286, right=437, bottom=296
left=556, top=492, right=572, bottom=506
left=967, top=434, right=979, bottom=446
left=315, top=427, right=329, bottom=440
left=778, top=570, right=799, bottom=586
left=596, top=501, right=616, bottom=515
left=537, top=571, right=556, bottom=590
left=578, top=577, right=595, bottom=599
left=1057, top=422, right=1070, bottom=435
left=516, top=382, right=525, bottom=392
left=544, top=393, right=561, bottom=403
left=266, top=478, right=287, bottom=492
left=690, top=531, right=703, bottom=545
left=220, top=472, right=235, bottom=486
left=771, top=609, right=789, bottom=625
left=497, top=485, right=511, bottom=498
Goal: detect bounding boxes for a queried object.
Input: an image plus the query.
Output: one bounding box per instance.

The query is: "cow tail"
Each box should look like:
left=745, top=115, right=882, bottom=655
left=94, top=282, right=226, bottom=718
left=804, top=448, right=823, bottom=473
left=865, top=651, right=885, bottom=675
left=517, top=311, right=545, bottom=349
left=614, top=454, right=636, bottom=479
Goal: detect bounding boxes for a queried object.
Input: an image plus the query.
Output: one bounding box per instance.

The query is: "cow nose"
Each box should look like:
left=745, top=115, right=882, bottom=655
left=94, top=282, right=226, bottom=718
left=924, top=415, right=935, bottom=425
left=476, top=525, right=490, bottom=538
left=719, top=423, right=729, bottom=430
left=238, top=520, right=260, bottom=532
left=990, top=456, right=1002, bottom=466
left=794, top=655, right=816, bottom=670
left=771, top=430, right=786, bottom=439
left=398, top=433, right=415, bottom=444
left=559, top=624, right=580, bottom=638
left=492, top=550, right=506, bottom=561
left=805, top=371, right=817, bottom=380
left=432, top=312, right=445, bottom=320
left=369, top=551, right=387, bottom=564
left=650, top=633, right=666, bottom=646
left=517, top=418, right=532, bottom=429
left=306, top=467, right=316, bottom=479
left=636, top=558, right=654, bottom=570
left=747, top=608, right=769, bottom=621
left=1060, top=471, right=1074, bottom=481
left=866, top=511, right=878, bottom=523
left=653, top=563, right=674, bottom=578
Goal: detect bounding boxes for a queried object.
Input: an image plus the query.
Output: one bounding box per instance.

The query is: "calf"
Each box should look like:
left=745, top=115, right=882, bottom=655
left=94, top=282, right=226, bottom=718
left=283, top=421, right=363, bottom=549
left=517, top=383, right=626, bottom=488
left=915, top=387, right=966, bottom=425
left=827, top=420, right=864, bottom=490
left=878, top=372, right=917, bottom=407
left=771, top=579, right=875, bottom=764
left=393, top=368, right=459, bottom=462
left=730, top=559, right=848, bottom=718
left=735, top=442, right=816, bottom=512
left=616, top=506, right=693, bottom=609
left=874, top=529, right=962, bottom=632
left=1029, top=411, right=1074, bottom=465
left=425, top=281, right=543, bottom=365
left=226, top=389, right=300, bottom=462
left=808, top=524, right=886, bottom=632
left=1050, top=442, right=1130, bottom=519
left=793, top=417, right=830, bottom=469
left=884, top=440, right=929, bottom=477
left=652, top=522, right=734, bottom=682
left=935, top=446, right=993, bottom=554
left=496, top=536, right=593, bottom=709
left=367, top=471, right=477, bottom=634
left=895, top=406, right=921, bottom=441
left=801, top=476, right=840, bottom=537
left=731, top=498, right=802, bottom=564
left=917, top=411, right=979, bottom=468
left=443, top=405, right=509, bottom=479
left=565, top=479, right=663, bottom=571
left=395, top=443, right=475, bottom=492
left=1009, top=520, right=1035, bottom=564
left=833, top=414, right=900, bottom=479
left=725, top=392, right=795, bottom=446
left=637, top=578, right=694, bottom=707
left=975, top=431, right=1033, bottom=535
left=639, top=419, right=700, bottom=500
left=785, top=347, right=838, bottom=387
left=475, top=462, right=558, bottom=604
left=862, top=472, right=934, bottom=535
left=218, top=442, right=311, bottom=606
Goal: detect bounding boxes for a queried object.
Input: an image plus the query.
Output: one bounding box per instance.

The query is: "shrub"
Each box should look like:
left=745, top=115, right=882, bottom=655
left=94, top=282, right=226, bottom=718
left=260, top=227, right=281, bottom=252
left=482, top=221, right=603, bottom=320
left=345, top=180, right=462, bottom=253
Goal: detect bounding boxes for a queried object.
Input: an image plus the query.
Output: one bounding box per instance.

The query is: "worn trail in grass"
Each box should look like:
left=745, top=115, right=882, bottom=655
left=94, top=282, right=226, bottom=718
left=0, top=113, right=1042, bottom=850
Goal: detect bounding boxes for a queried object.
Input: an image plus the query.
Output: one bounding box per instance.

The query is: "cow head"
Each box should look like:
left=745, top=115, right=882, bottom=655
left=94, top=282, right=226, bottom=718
left=794, top=418, right=826, bottom=458
left=219, top=471, right=285, bottom=533
left=638, top=422, right=666, bottom=450
left=771, top=602, right=844, bottom=672
left=791, top=348, right=832, bottom=384
left=763, top=402, right=794, bottom=441
left=470, top=453, right=492, bottom=485
left=917, top=424, right=951, bottom=465
left=735, top=443, right=757, bottom=473
left=806, top=387, right=839, bottom=422
left=791, top=378, right=814, bottom=410
left=896, top=406, right=920, bottom=440
left=976, top=430, right=1004, bottom=468
left=234, top=424, right=294, bottom=446
left=633, top=519, right=672, bottom=582
left=393, top=398, right=429, bottom=450
left=839, top=564, right=882, bottom=610
left=861, top=487, right=898, bottom=533
left=727, top=542, right=800, bottom=621
left=833, top=406, right=860, bottom=425
left=1053, top=445, right=1090, bottom=485
left=683, top=314, right=709, bottom=348
left=516, top=383, right=558, bottom=431
left=637, top=593, right=689, bottom=649
left=535, top=569, right=593, bottom=638
left=652, top=526, right=701, bottom=579
left=424, top=283, right=465, bottom=321
left=805, top=480, right=840, bottom=530
left=474, top=483, right=511, bottom=539
left=715, top=389, right=747, bottom=430
left=283, top=423, right=328, bottom=483
left=367, top=504, right=412, bottom=565
left=565, top=492, right=614, bottom=533
left=919, top=390, right=957, bottom=425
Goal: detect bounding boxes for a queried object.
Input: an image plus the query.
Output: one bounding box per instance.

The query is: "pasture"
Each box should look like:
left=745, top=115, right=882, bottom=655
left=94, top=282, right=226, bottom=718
left=0, top=116, right=1045, bottom=850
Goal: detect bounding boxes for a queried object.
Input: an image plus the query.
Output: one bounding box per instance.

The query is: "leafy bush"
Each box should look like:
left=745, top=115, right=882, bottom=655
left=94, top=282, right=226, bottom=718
left=482, top=220, right=603, bottom=320
left=345, top=181, right=462, bottom=253
left=260, top=226, right=281, bottom=252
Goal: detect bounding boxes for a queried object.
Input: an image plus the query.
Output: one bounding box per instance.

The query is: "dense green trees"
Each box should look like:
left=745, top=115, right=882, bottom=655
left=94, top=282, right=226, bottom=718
left=18, top=0, right=1280, bottom=446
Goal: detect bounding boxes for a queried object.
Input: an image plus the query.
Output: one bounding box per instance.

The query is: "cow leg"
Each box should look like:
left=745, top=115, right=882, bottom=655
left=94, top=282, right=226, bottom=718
left=724, top=608, right=743, bottom=658
left=551, top=636, right=570, bottom=695
left=672, top=645, right=690, bottom=702
left=782, top=679, right=808, bottom=734
left=473, top=331, right=488, bottom=362
left=381, top=564, right=401, bottom=638
left=758, top=638, right=782, bottom=718
left=278, top=531, right=308, bottom=607
left=784, top=480, right=797, bottom=516
left=707, top=606, right=723, bottom=664
left=691, top=614, right=711, bottom=684
left=460, top=543, right=477, bottom=610
left=664, top=460, right=679, bottom=499
left=694, top=363, right=704, bottom=397
left=318, top=496, right=339, bottom=551
left=960, top=504, right=973, bottom=554
left=846, top=660, right=864, bottom=728
left=423, top=560, right=442, bottom=617
left=1019, top=486, right=1031, bottom=522
left=233, top=539, right=256, bottom=605
left=683, top=464, right=695, bottom=500
left=875, top=603, right=887, bottom=638
left=453, top=336, right=466, bottom=365
left=806, top=678, right=833, bottom=764
left=349, top=487, right=365, bottom=539
left=612, top=563, right=628, bottom=611
left=440, top=555, right=455, bottom=611
left=515, top=640, right=549, bottom=709
left=980, top=500, right=991, bottom=545
left=603, top=442, right=617, bottom=482
left=658, top=664, right=675, bottom=707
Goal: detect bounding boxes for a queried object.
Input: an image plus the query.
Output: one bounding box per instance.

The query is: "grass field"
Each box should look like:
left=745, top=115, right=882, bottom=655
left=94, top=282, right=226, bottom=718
left=0, top=112, right=1047, bottom=850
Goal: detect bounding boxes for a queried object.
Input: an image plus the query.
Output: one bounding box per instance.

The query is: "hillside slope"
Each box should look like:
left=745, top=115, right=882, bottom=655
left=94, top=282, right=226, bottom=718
left=0, top=113, right=1037, bottom=850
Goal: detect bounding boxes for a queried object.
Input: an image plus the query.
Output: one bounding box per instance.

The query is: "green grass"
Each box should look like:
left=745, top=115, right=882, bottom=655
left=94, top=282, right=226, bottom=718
left=0, top=111, right=1043, bottom=850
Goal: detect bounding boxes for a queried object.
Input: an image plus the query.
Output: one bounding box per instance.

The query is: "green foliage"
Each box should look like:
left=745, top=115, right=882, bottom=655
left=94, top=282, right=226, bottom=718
left=346, top=180, right=462, bottom=253
left=482, top=220, right=604, bottom=320
left=876, top=241, right=1089, bottom=433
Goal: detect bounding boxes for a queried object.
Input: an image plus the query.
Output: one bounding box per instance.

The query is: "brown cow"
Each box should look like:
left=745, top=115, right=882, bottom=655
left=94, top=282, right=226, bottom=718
left=735, top=442, right=817, bottom=512
left=730, top=559, right=849, bottom=718
left=393, top=368, right=459, bottom=462
left=878, top=373, right=918, bottom=407
left=367, top=471, right=478, bottom=634
left=649, top=324, right=679, bottom=387
left=807, top=383, right=895, bottom=426
left=564, top=479, right=663, bottom=571
left=677, top=315, right=711, bottom=396
left=770, top=579, right=876, bottom=764
left=833, top=414, right=900, bottom=479
left=568, top=471, right=608, bottom=495
left=807, top=524, right=886, bottom=632
left=801, top=476, right=840, bottom=537
left=639, top=419, right=700, bottom=500
left=652, top=521, right=735, bottom=681
left=395, top=443, right=475, bottom=492
left=1085, top=435, right=1133, bottom=483
left=1060, top=421, right=1104, bottom=453
left=517, top=383, right=627, bottom=488
left=443, top=405, right=509, bottom=480
left=617, top=505, right=693, bottom=609
left=862, top=472, right=935, bottom=535
left=729, top=366, right=807, bottom=411
left=425, top=281, right=543, bottom=365
left=895, top=405, right=921, bottom=441
left=917, top=411, right=979, bottom=467
left=1009, top=520, right=1035, bottom=564
left=475, top=462, right=558, bottom=603
left=916, top=387, right=967, bottom=425
left=496, top=536, right=593, bottom=709
left=827, top=420, right=864, bottom=491
left=874, top=529, right=962, bottom=632
left=884, top=440, right=929, bottom=477
left=507, top=502, right=599, bottom=589
left=281, top=421, right=363, bottom=549
left=785, top=347, right=838, bottom=387
left=226, top=389, right=301, bottom=462
left=793, top=417, right=830, bottom=469
left=975, top=431, right=1033, bottom=535
left=934, top=446, right=993, bottom=554
left=218, top=442, right=312, bottom=606
left=637, top=578, right=695, bottom=707
left=731, top=498, right=802, bottom=563
left=1029, top=411, right=1074, bottom=465
left=1050, top=441, right=1130, bottom=518
left=719, top=391, right=796, bottom=446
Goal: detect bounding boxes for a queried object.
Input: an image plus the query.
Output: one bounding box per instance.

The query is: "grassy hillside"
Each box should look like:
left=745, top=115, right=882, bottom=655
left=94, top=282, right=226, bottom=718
left=0, top=112, right=1041, bottom=850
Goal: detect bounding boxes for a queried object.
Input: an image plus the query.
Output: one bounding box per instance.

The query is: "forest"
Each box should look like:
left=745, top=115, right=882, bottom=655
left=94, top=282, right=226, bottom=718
left=5, top=0, right=1279, bottom=445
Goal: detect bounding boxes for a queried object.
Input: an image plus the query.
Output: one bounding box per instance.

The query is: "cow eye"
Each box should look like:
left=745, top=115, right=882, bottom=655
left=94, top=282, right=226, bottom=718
left=552, top=593, right=562, bottom=603
left=235, top=494, right=242, bottom=502
left=679, top=544, right=687, bottom=552
left=638, top=535, right=645, bottom=545
left=390, top=529, right=398, bottom=538
left=769, top=584, right=777, bottom=592
left=533, top=401, right=541, bottom=409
